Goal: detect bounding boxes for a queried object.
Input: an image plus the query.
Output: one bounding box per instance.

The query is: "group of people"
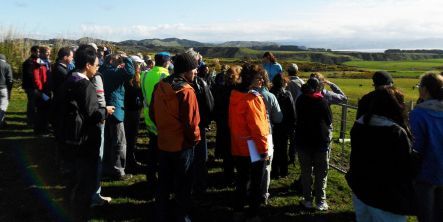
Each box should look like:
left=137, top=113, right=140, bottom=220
left=2, top=45, right=441, bottom=222
left=348, top=70, right=443, bottom=222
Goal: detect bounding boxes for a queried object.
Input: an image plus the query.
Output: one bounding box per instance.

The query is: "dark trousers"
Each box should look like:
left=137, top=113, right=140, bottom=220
left=414, top=181, right=443, bottom=222
left=272, top=130, right=289, bottom=178
left=233, top=157, right=266, bottom=212
left=34, top=97, right=50, bottom=134
left=71, top=153, right=99, bottom=221
left=215, top=121, right=234, bottom=183
left=146, top=132, right=158, bottom=183
left=25, top=89, right=37, bottom=126
left=192, top=129, right=207, bottom=193
left=124, top=109, right=141, bottom=169
left=156, top=148, right=194, bottom=222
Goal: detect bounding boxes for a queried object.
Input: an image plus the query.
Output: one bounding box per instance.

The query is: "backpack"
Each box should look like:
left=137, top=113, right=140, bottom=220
left=56, top=77, right=87, bottom=145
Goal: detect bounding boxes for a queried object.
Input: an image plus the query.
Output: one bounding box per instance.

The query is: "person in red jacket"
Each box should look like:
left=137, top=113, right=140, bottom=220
left=229, top=63, right=270, bottom=219
left=150, top=53, right=200, bottom=222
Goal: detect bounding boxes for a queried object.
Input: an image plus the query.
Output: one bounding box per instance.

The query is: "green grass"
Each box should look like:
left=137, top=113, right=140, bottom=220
left=328, top=78, right=420, bottom=105
left=344, top=59, right=443, bottom=77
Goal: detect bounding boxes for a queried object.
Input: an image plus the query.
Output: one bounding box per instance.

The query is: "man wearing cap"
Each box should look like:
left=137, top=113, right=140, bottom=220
left=100, top=52, right=135, bottom=180
left=285, top=63, right=305, bottom=168
left=356, top=71, right=394, bottom=119
left=0, top=54, right=13, bottom=127
left=150, top=53, right=200, bottom=222
left=141, top=52, right=171, bottom=185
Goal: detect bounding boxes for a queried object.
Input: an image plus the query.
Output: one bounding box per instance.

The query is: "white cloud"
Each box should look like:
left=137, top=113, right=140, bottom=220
left=12, top=0, right=441, bottom=46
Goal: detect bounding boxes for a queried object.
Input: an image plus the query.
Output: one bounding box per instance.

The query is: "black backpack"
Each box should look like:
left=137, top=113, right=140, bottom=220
left=56, top=77, right=87, bottom=145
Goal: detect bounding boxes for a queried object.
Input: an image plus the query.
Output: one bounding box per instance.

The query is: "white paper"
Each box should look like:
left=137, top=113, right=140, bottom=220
left=267, top=134, right=274, bottom=157
left=247, top=140, right=261, bottom=163
left=41, top=93, right=50, bottom=101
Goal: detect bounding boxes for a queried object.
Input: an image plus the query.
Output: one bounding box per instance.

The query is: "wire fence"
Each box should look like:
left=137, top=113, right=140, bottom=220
left=329, top=100, right=415, bottom=174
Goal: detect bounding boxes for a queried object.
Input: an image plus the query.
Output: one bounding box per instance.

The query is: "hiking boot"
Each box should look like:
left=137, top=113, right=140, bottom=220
left=90, top=195, right=112, bottom=208
left=316, top=201, right=329, bottom=211
left=300, top=199, right=314, bottom=209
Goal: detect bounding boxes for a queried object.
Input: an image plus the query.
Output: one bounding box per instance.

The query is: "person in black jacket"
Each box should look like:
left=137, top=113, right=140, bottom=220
left=124, top=55, right=144, bottom=173
left=347, top=87, right=416, bottom=221
left=296, top=77, right=332, bottom=211
left=191, top=63, right=214, bottom=194
left=212, top=65, right=241, bottom=185
left=52, top=47, right=73, bottom=94
left=356, top=71, right=394, bottom=120
left=270, top=74, right=296, bottom=179
left=57, top=45, right=114, bottom=220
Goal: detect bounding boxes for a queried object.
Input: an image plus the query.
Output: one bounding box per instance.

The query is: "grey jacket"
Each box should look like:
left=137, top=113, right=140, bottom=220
left=0, top=59, right=13, bottom=89
left=257, top=87, right=283, bottom=133
left=91, top=73, right=106, bottom=108
left=322, top=81, right=347, bottom=105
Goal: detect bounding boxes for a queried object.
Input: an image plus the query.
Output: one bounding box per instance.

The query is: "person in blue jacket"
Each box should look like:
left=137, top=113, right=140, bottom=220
left=100, top=52, right=135, bottom=180
left=409, top=72, right=443, bottom=222
left=262, top=51, right=282, bottom=81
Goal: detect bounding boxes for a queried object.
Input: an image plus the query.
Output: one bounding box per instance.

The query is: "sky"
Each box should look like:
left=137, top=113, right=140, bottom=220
left=1, top=0, right=443, bottom=48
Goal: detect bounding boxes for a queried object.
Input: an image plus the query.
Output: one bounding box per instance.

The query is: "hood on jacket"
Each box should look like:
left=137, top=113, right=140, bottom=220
left=416, top=99, right=443, bottom=118
left=230, top=89, right=260, bottom=106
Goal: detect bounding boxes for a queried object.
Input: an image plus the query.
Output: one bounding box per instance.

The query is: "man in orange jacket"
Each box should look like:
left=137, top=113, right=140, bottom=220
left=150, top=53, right=200, bottom=222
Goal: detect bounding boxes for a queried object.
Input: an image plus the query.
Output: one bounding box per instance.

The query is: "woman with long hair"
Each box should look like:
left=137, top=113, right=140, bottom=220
left=410, top=72, right=443, bottom=222
left=213, top=65, right=241, bottom=185
left=348, top=87, right=416, bottom=222
left=123, top=55, right=144, bottom=172
left=262, top=51, right=283, bottom=81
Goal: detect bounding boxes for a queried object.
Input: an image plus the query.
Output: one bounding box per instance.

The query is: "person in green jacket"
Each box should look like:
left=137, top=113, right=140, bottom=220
left=141, top=52, right=171, bottom=185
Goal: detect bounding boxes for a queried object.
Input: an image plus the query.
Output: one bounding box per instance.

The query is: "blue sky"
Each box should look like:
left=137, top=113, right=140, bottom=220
left=1, top=0, right=442, bottom=45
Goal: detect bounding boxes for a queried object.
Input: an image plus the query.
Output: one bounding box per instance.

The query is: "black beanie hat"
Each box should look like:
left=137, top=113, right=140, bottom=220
left=174, top=53, right=198, bottom=74
left=372, top=71, right=393, bottom=86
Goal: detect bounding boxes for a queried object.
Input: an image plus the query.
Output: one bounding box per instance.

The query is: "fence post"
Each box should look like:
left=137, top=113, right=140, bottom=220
left=339, top=102, right=348, bottom=141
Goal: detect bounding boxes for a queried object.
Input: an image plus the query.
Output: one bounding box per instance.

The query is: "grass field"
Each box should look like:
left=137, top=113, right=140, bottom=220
left=344, top=59, right=443, bottom=78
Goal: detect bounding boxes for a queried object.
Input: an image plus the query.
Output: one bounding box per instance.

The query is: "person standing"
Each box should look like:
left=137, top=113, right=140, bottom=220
left=410, top=72, right=443, bottom=222
left=213, top=65, right=240, bottom=185
left=229, top=63, right=270, bottom=219
left=348, top=87, right=416, bottom=222
left=57, top=45, right=114, bottom=220
left=124, top=55, right=145, bottom=173
left=0, top=54, right=13, bottom=127
left=52, top=47, right=73, bottom=93
left=256, top=71, right=282, bottom=205
left=262, top=52, right=282, bottom=81
left=296, top=77, right=332, bottom=211
left=101, top=52, right=135, bottom=180
left=270, top=74, right=296, bottom=179
left=33, top=46, right=52, bottom=135
left=357, top=71, right=394, bottom=119
left=150, top=53, right=200, bottom=222
left=141, top=52, right=171, bottom=186
left=22, top=46, right=40, bottom=127
left=285, top=64, right=304, bottom=181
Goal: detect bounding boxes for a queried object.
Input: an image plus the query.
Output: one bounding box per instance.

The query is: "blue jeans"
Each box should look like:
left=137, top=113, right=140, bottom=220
left=352, top=194, right=406, bottom=222
left=92, top=122, right=105, bottom=201
left=156, top=148, right=194, bottom=222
